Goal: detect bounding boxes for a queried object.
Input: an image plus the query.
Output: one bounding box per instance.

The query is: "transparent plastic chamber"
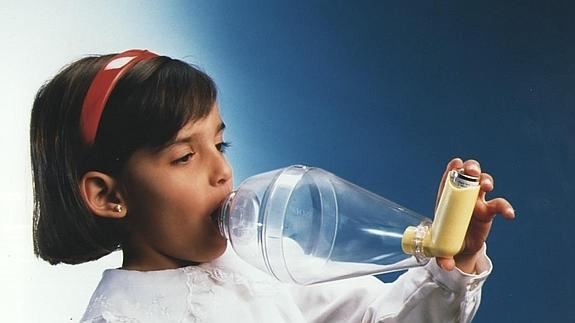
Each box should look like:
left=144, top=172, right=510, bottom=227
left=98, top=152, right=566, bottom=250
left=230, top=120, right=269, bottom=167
left=217, top=165, right=479, bottom=285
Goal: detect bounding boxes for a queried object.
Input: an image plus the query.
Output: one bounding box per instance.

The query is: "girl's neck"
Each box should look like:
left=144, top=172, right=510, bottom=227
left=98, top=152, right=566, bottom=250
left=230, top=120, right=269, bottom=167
left=121, top=242, right=199, bottom=271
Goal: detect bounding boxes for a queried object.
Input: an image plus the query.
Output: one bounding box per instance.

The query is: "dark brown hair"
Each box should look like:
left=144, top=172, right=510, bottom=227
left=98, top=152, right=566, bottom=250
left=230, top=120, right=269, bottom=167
left=30, top=53, right=217, bottom=264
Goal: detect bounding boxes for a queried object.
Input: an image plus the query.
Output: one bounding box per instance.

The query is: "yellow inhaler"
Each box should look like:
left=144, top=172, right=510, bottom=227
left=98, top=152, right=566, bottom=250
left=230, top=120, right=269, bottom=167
left=402, top=170, right=481, bottom=259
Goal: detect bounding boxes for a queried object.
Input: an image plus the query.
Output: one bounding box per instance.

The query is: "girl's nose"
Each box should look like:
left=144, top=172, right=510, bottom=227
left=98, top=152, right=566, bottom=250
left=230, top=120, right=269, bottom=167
left=210, top=153, right=232, bottom=187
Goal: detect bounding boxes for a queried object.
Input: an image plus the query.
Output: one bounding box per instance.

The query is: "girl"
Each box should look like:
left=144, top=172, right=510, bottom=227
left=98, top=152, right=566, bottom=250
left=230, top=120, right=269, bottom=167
left=30, top=49, right=514, bottom=322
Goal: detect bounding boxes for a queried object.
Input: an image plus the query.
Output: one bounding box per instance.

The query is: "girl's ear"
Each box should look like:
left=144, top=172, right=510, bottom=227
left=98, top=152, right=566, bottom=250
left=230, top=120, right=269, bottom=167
left=79, top=171, right=127, bottom=219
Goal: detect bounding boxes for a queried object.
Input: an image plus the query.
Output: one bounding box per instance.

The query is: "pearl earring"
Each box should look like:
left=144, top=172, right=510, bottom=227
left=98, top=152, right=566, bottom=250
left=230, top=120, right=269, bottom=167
left=113, top=204, right=123, bottom=213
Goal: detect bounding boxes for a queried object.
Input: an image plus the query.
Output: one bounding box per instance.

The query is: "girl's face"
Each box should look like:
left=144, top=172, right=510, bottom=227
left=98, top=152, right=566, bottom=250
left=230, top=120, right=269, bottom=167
left=119, top=105, right=232, bottom=270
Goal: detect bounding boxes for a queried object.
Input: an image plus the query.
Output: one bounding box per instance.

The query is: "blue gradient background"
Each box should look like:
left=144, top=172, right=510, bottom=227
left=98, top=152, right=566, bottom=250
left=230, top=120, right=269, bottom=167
left=3, top=1, right=573, bottom=321
left=180, top=2, right=574, bottom=322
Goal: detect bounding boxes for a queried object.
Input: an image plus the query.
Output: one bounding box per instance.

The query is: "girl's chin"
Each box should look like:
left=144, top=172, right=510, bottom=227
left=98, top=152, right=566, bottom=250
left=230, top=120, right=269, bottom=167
left=215, top=240, right=228, bottom=257
left=203, top=236, right=228, bottom=261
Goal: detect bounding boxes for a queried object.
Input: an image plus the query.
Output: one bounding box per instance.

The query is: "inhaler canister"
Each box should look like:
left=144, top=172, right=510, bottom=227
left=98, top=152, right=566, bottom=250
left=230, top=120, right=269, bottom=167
left=402, top=170, right=481, bottom=259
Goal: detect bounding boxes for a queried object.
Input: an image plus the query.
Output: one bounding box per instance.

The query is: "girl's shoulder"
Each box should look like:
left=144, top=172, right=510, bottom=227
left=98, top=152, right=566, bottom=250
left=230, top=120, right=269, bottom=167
left=81, top=247, right=289, bottom=322
left=80, top=267, right=190, bottom=322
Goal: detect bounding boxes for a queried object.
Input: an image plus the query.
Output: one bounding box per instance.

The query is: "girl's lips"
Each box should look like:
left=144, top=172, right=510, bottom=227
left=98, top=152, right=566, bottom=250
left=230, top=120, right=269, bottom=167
left=210, top=193, right=231, bottom=225
left=210, top=205, right=222, bottom=226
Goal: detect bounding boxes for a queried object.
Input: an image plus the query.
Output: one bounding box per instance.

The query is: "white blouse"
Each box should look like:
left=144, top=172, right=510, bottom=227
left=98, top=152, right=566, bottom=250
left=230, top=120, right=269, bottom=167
left=81, top=245, right=491, bottom=323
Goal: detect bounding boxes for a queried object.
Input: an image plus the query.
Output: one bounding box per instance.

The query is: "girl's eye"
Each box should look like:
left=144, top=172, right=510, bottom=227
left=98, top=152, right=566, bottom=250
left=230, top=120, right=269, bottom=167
left=173, top=153, right=194, bottom=164
left=216, top=141, right=231, bottom=153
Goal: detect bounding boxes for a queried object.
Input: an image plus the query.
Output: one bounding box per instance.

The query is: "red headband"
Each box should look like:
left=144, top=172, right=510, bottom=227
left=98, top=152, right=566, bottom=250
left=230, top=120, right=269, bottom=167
left=80, top=49, right=158, bottom=146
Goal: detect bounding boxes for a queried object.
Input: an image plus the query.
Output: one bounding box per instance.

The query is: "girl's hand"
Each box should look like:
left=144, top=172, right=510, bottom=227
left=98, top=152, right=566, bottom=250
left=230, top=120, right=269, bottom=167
left=435, top=158, right=515, bottom=273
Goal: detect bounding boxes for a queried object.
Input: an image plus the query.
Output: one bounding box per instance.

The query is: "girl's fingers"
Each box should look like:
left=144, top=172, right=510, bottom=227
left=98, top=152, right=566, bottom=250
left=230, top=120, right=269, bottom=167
left=486, top=197, right=515, bottom=220
left=462, top=159, right=481, bottom=177
left=473, top=196, right=515, bottom=222
left=436, top=257, right=456, bottom=271
left=477, top=172, right=494, bottom=202
left=479, top=173, right=494, bottom=193
left=447, top=157, right=464, bottom=171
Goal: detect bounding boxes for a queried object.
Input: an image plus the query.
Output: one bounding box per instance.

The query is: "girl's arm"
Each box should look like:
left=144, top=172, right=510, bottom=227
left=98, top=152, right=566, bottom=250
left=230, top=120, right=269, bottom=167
left=288, top=248, right=491, bottom=323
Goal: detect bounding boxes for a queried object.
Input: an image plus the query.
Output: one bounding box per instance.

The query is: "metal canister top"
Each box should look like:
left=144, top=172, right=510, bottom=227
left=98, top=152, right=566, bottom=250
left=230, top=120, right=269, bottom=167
left=451, top=170, right=480, bottom=188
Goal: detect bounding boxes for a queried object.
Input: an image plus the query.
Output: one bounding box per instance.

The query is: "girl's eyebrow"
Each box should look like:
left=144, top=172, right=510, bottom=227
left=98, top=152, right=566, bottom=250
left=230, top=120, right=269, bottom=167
left=156, top=122, right=226, bottom=153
